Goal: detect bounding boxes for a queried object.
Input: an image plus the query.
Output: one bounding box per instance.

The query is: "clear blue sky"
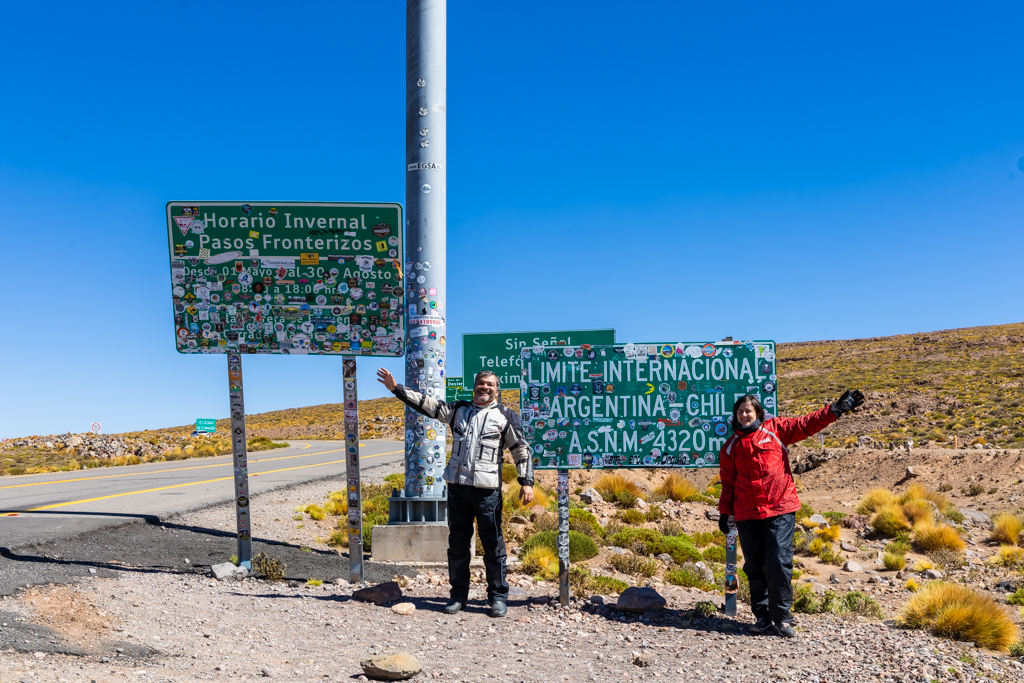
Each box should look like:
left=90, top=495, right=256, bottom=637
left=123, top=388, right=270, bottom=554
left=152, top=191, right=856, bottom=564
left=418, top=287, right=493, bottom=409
left=2, top=2, right=1022, bottom=438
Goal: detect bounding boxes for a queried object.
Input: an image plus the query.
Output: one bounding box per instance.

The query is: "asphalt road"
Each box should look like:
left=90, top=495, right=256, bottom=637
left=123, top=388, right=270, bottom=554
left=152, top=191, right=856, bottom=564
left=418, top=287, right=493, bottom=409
left=0, top=439, right=403, bottom=550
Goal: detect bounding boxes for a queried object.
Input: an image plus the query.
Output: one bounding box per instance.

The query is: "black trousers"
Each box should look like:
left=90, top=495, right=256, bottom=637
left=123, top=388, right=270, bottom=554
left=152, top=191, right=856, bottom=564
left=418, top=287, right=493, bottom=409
left=736, top=512, right=795, bottom=624
left=447, top=483, right=508, bottom=603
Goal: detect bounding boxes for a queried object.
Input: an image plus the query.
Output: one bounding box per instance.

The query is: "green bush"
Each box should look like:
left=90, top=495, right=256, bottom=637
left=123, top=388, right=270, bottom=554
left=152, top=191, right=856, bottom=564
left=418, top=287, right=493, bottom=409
left=610, top=528, right=703, bottom=564
left=692, top=530, right=725, bottom=548
left=521, top=530, right=599, bottom=563
left=798, top=502, right=816, bottom=519
left=823, top=511, right=848, bottom=525
left=568, top=508, right=603, bottom=538
left=944, top=509, right=966, bottom=524
left=793, top=586, right=884, bottom=618
left=617, top=509, right=646, bottom=525
left=702, top=545, right=726, bottom=563
left=1007, top=588, right=1024, bottom=606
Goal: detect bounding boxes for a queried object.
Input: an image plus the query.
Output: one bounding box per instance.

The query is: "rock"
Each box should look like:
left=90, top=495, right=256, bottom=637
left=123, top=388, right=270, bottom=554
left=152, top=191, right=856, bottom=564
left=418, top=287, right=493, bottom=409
left=360, top=652, right=422, bottom=680
left=829, top=573, right=840, bottom=584
left=635, top=498, right=650, bottom=512
left=211, top=562, right=248, bottom=581
left=633, top=651, right=655, bottom=667
left=896, top=571, right=905, bottom=579
left=678, top=562, right=714, bottom=584
left=261, top=666, right=276, bottom=677
left=579, top=488, right=604, bottom=505
left=353, top=581, right=403, bottom=606
left=509, top=515, right=530, bottom=526
left=959, top=509, right=991, bottom=527
left=809, top=514, right=828, bottom=526
left=840, top=542, right=858, bottom=552
left=656, top=553, right=674, bottom=565
left=391, top=602, right=416, bottom=615
left=843, top=560, right=864, bottom=572
left=868, top=576, right=885, bottom=584
left=906, top=466, right=923, bottom=478
left=590, top=595, right=605, bottom=604
left=606, top=546, right=632, bottom=555
left=507, top=522, right=530, bottom=538
left=705, top=509, right=721, bottom=521
left=922, top=569, right=944, bottom=580
left=841, top=514, right=870, bottom=530
left=615, top=587, right=666, bottom=613
left=529, top=505, right=548, bottom=518
left=810, top=583, right=829, bottom=595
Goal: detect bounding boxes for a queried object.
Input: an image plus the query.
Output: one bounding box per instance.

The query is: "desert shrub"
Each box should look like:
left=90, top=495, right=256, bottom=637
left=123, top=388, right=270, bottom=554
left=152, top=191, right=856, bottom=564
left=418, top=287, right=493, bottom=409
left=665, top=566, right=714, bottom=590
left=842, top=591, right=885, bottom=619
left=818, top=545, right=843, bottom=566
left=927, top=548, right=966, bottom=569
left=594, top=473, right=641, bottom=505
left=521, top=530, right=599, bottom=563
left=533, top=512, right=558, bottom=532
left=305, top=504, right=326, bottom=521
left=907, top=578, right=921, bottom=592
left=327, top=530, right=348, bottom=547
left=900, top=483, right=951, bottom=513
left=568, top=508, right=603, bottom=538
left=502, top=462, right=517, bottom=483
left=694, top=601, right=718, bottom=617
left=521, top=546, right=559, bottom=580
left=883, top=552, right=907, bottom=571
left=702, top=545, right=726, bottom=563
left=617, top=509, right=646, bottom=525
left=1010, top=641, right=1024, bottom=657
left=989, top=513, right=1024, bottom=546
left=793, top=587, right=883, bottom=618
left=902, top=499, right=936, bottom=526
left=886, top=538, right=912, bottom=555
left=938, top=483, right=953, bottom=493
left=609, top=553, right=659, bottom=577
left=591, top=573, right=629, bottom=594
left=872, top=504, right=911, bottom=536
left=989, top=545, right=1024, bottom=569
left=1006, top=588, right=1024, bottom=606
left=656, top=472, right=699, bottom=501
left=967, top=484, right=985, bottom=497
left=823, top=511, right=848, bottom=525
left=253, top=552, right=286, bottom=581
left=816, top=525, right=841, bottom=542
left=913, top=523, right=967, bottom=553
left=692, top=530, right=726, bottom=548
left=944, top=509, right=965, bottom=524
left=306, top=578, right=323, bottom=587
left=324, top=500, right=345, bottom=516
left=610, top=528, right=702, bottom=564
left=644, top=505, right=664, bottom=522
left=857, top=488, right=897, bottom=515
left=658, top=519, right=684, bottom=537
left=912, top=558, right=934, bottom=572
left=901, top=582, right=1020, bottom=651
left=798, top=516, right=818, bottom=529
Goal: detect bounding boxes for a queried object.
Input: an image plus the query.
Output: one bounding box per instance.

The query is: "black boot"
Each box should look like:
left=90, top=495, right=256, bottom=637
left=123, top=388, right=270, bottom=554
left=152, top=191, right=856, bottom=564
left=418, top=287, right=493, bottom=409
left=490, top=599, right=507, bottom=618
left=443, top=600, right=463, bottom=615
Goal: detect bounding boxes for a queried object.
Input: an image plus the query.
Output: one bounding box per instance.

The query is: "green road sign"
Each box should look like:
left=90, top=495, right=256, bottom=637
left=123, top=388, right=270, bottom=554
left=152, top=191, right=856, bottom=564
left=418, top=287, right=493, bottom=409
left=463, top=329, right=615, bottom=389
left=195, top=418, right=217, bottom=433
left=445, top=377, right=474, bottom=402
left=166, top=202, right=404, bottom=356
left=519, top=340, right=778, bottom=470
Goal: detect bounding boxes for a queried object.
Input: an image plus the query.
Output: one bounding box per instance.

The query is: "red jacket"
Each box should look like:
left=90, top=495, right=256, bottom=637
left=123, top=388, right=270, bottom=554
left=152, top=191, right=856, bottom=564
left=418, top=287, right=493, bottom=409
left=718, top=405, right=837, bottom=522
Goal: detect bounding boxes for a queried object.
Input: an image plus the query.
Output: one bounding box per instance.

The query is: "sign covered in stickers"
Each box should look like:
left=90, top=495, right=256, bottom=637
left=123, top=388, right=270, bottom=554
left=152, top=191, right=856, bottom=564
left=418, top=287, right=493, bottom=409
left=519, top=341, right=778, bottom=470
left=166, top=202, right=405, bottom=356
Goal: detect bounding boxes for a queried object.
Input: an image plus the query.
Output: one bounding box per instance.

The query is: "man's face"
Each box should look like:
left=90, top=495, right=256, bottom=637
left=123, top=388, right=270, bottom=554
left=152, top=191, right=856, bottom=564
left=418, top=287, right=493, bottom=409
left=474, top=375, right=499, bottom=404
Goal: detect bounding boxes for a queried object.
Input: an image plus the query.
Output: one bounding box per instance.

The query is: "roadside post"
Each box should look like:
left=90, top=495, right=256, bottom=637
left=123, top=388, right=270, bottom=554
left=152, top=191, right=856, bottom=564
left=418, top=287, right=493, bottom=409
left=520, top=340, right=778, bottom=605
left=165, top=201, right=404, bottom=580
left=227, top=353, right=252, bottom=568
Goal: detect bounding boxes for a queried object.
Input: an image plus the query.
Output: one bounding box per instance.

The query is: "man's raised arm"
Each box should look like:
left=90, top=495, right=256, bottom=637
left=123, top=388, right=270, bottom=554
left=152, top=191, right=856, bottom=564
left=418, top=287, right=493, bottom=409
left=376, top=367, right=455, bottom=423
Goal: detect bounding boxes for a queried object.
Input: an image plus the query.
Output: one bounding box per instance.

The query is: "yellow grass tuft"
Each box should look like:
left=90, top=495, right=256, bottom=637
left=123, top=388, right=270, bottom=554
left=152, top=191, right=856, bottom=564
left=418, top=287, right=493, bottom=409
left=655, top=472, right=699, bottom=502
left=304, top=504, right=326, bottom=521
left=989, top=545, right=1024, bottom=569
left=913, top=522, right=966, bottom=553
left=899, top=483, right=951, bottom=512
left=594, top=473, right=641, bottom=500
left=871, top=504, right=911, bottom=536
left=521, top=546, right=559, bottom=580
left=901, top=582, right=1019, bottom=651
left=807, top=537, right=825, bottom=555
left=902, top=499, right=936, bottom=526
left=857, top=488, right=897, bottom=515
left=883, top=552, right=906, bottom=571
left=913, top=558, right=934, bottom=572
left=989, top=513, right=1024, bottom=546
left=816, top=525, right=841, bottom=542
left=906, top=578, right=920, bottom=592
left=324, top=499, right=346, bottom=516
left=708, top=473, right=721, bottom=486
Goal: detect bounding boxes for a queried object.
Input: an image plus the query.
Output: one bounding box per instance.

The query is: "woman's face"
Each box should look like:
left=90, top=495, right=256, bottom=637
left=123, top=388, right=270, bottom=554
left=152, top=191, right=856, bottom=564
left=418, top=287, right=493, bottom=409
left=736, top=402, right=759, bottom=428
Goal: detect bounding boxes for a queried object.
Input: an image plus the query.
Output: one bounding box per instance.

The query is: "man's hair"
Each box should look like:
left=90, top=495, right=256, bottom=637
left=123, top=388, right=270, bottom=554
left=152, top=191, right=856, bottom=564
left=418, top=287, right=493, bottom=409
left=731, top=394, right=765, bottom=430
left=474, top=371, right=499, bottom=386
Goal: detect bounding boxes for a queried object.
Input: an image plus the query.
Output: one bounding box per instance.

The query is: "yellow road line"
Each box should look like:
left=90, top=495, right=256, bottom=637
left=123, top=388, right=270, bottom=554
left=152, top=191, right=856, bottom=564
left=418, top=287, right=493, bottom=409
left=0, top=443, right=357, bottom=491
left=4, top=449, right=403, bottom=513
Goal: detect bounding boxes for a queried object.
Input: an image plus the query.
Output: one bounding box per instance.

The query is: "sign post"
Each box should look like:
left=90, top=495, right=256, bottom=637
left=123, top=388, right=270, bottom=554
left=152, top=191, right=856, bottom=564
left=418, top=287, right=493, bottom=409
left=556, top=469, right=570, bottom=607
left=519, top=340, right=778, bottom=604
left=463, top=329, right=615, bottom=390
left=343, top=358, right=364, bottom=584
left=227, top=353, right=252, bottom=569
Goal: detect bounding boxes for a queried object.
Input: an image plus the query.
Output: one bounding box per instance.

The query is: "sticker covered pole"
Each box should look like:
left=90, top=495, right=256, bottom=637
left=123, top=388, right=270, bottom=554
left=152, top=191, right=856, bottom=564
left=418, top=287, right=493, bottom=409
left=557, top=469, right=570, bottom=606
left=403, top=0, right=447, bottom=501
left=227, top=353, right=253, bottom=570
left=344, top=358, right=364, bottom=584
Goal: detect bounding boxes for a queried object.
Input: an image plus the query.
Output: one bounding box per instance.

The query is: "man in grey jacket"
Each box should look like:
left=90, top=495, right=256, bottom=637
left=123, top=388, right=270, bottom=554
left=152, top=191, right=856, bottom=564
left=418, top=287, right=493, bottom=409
left=377, top=368, right=533, bottom=617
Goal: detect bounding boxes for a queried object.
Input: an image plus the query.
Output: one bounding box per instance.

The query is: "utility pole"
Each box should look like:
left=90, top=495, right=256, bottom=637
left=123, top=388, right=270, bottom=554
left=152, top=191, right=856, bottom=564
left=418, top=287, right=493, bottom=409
left=385, top=0, right=449, bottom=536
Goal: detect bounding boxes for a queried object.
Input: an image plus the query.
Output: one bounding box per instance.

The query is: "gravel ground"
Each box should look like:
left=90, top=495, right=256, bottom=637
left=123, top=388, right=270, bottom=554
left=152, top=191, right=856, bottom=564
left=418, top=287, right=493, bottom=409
left=2, top=464, right=1024, bottom=683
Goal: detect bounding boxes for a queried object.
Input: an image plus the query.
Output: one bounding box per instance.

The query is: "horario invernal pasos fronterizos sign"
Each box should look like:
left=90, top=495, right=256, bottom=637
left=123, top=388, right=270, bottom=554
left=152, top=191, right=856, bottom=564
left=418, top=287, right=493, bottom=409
left=519, top=340, right=778, bottom=470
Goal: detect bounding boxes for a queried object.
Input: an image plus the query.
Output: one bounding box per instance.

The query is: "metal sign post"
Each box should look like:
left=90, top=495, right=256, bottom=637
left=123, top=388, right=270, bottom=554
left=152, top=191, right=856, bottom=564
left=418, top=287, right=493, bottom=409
left=227, top=353, right=253, bottom=569
left=344, top=358, right=364, bottom=584
left=556, top=469, right=570, bottom=606
left=463, top=330, right=615, bottom=390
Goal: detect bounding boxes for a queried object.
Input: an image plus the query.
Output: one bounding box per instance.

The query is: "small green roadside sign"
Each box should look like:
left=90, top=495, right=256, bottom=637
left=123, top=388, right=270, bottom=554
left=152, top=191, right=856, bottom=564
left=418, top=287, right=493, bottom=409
left=463, top=329, right=615, bottom=389
left=445, top=377, right=474, bottom=402
left=520, top=340, right=778, bottom=470
left=166, top=201, right=404, bottom=356
left=195, top=418, right=218, bottom=433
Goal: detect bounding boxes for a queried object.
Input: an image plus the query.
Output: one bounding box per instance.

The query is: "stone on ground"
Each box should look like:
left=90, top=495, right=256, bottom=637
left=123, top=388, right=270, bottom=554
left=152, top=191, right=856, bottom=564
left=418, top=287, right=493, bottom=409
left=809, top=514, right=828, bottom=525
left=391, top=602, right=416, bottom=615
left=843, top=560, right=863, bottom=572
left=361, top=652, right=422, bottom=680
left=353, top=581, right=403, bottom=605
left=616, top=587, right=666, bottom=613
left=210, top=562, right=248, bottom=581
left=580, top=488, right=604, bottom=504
left=633, top=651, right=655, bottom=667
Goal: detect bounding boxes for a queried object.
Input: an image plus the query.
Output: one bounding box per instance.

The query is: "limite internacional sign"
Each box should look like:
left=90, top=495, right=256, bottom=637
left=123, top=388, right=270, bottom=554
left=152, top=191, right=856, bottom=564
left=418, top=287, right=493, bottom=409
left=520, top=340, right=778, bottom=470
left=166, top=202, right=404, bottom=356
left=463, top=329, right=615, bottom=389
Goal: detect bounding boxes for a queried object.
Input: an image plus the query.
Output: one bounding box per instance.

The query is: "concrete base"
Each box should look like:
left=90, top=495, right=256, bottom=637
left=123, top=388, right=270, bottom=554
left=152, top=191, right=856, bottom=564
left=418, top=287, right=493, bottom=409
left=371, top=524, right=451, bottom=563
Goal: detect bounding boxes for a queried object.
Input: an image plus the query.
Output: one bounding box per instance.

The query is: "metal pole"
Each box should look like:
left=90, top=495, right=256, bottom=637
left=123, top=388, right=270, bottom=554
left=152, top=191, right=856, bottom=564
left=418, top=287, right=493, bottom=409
left=403, top=0, right=446, bottom=501
left=557, top=469, right=570, bottom=606
left=227, top=353, right=252, bottom=570
left=344, top=357, right=364, bottom=584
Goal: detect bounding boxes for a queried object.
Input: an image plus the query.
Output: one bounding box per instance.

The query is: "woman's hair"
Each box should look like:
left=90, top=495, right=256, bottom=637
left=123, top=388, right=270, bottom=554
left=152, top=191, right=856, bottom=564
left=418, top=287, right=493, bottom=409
left=731, top=394, right=765, bottom=430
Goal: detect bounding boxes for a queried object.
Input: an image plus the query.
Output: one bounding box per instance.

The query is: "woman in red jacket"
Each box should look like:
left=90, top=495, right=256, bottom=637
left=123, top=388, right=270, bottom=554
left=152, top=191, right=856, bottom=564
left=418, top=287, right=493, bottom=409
left=718, top=389, right=864, bottom=637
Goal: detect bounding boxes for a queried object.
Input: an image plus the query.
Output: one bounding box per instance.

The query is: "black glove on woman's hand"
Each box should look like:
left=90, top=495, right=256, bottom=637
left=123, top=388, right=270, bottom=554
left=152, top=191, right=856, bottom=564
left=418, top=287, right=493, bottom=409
left=718, top=515, right=731, bottom=535
left=831, top=389, right=865, bottom=416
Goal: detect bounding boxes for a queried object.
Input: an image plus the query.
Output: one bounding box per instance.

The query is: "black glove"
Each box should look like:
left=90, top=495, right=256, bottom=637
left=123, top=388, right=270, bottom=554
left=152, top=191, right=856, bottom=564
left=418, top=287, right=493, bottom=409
left=718, top=515, right=731, bottom=535
left=831, top=389, right=865, bottom=416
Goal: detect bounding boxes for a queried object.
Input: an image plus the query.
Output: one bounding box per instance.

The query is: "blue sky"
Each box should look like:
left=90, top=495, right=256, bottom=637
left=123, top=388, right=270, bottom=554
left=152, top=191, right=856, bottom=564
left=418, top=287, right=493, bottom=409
left=1, top=2, right=1022, bottom=437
